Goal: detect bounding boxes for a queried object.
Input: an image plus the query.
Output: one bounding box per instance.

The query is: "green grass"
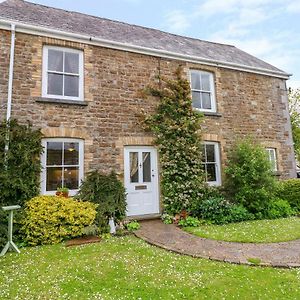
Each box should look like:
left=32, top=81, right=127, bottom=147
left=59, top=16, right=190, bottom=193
left=0, top=236, right=299, bottom=299
left=184, top=217, right=300, bottom=243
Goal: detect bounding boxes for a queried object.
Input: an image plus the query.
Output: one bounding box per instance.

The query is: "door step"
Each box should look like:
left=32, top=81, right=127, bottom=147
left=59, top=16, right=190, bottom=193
left=127, top=213, right=161, bottom=221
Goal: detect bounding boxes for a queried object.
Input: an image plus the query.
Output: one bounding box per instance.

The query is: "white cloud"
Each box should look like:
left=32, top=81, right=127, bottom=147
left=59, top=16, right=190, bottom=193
left=195, top=0, right=280, bottom=17
left=286, top=1, right=300, bottom=13
left=164, top=10, right=190, bottom=33
left=161, top=0, right=299, bottom=82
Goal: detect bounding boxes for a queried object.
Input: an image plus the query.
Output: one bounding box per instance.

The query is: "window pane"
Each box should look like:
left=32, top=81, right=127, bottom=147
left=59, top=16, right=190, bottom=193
left=48, top=49, right=63, bottom=72
left=269, top=150, right=275, bottom=161
left=142, top=152, right=151, bottom=183
left=47, top=142, right=62, bottom=165
left=130, top=152, right=139, bottom=183
left=46, top=167, right=62, bottom=191
left=270, top=160, right=276, bottom=171
left=64, top=142, right=79, bottom=165
left=202, top=92, right=212, bottom=109
left=64, top=75, right=79, bottom=97
left=201, top=73, right=211, bottom=91
left=65, top=52, right=79, bottom=74
left=206, top=144, right=215, bottom=162
left=206, top=163, right=217, bottom=182
left=191, top=72, right=201, bottom=90
left=64, top=167, right=79, bottom=190
left=192, top=91, right=202, bottom=109
left=48, top=73, right=63, bottom=96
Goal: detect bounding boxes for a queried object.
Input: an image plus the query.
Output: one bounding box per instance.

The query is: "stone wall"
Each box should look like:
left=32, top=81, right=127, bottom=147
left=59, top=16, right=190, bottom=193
left=0, top=29, right=296, bottom=180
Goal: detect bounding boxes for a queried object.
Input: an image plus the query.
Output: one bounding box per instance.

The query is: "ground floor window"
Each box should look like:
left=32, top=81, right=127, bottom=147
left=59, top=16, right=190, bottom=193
left=266, top=148, right=278, bottom=172
left=41, top=138, right=84, bottom=195
left=202, top=141, right=221, bottom=186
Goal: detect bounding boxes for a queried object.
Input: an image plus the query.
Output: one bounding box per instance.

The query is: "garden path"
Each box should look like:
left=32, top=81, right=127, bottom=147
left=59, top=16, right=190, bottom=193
left=135, top=219, right=300, bottom=268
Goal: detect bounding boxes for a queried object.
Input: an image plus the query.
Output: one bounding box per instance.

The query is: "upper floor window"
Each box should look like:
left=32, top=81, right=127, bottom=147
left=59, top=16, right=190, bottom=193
left=41, top=138, right=84, bottom=196
left=42, top=46, right=84, bottom=100
left=202, top=142, right=221, bottom=186
left=266, top=148, right=278, bottom=172
left=190, top=70, right=216, bottom=112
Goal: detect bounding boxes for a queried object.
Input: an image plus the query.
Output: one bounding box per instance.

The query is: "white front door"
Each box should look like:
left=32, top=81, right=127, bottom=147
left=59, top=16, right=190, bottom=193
left=124, top=146, right=159, bottom=217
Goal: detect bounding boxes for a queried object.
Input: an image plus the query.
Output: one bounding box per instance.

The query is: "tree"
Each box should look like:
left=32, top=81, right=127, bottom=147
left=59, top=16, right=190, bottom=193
left=288, top=88, right=300, bottom=163
left=143, top=68, right=207, bottom=213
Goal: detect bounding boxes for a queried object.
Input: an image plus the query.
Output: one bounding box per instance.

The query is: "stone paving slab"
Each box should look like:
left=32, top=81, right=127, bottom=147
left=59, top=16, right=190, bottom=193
left=135, top=219, right=300, bottom=268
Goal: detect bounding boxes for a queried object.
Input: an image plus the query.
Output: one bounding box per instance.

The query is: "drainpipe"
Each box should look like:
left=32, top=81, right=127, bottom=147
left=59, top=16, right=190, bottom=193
left=4, top=24, right=16, bottom=162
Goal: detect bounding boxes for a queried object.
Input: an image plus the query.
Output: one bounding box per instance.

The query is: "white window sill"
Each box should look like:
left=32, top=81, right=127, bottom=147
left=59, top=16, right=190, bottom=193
left=35, top=97, right=88, bottom=106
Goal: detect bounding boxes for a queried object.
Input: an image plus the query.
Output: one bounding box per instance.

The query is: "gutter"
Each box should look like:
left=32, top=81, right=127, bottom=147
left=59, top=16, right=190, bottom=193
left=4, top=23, right=15, bottom=158
left=0, top=18, right=292, bottom=80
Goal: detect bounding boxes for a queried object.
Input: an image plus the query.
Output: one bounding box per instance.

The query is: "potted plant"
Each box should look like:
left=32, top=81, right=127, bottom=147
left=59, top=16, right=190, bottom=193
left=56, top=187, right=69, bottom=198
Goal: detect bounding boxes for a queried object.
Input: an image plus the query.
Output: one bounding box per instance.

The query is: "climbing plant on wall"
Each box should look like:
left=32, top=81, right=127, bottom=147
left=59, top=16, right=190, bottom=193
left=143, top=68, right=207, bottom=213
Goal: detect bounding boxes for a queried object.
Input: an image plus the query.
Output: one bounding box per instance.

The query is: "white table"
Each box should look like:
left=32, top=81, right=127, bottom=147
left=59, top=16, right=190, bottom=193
left=0, top=205, right=21, bottom=256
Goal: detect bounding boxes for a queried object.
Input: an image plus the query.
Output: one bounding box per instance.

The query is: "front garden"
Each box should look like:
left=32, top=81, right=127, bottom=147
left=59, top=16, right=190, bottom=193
left=1, top=236, right=300, bottom=300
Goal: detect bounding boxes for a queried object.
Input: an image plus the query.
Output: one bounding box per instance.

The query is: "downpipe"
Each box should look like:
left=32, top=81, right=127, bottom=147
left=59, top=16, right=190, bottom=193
left=4, top=23, right=16, bottom=166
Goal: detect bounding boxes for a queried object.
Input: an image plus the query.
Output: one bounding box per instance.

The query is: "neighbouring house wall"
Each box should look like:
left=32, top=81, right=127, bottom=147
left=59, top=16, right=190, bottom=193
left=0, top=29, right=296, bottom=180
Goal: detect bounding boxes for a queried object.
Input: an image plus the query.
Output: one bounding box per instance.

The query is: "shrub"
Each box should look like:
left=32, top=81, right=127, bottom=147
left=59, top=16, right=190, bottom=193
left=161, top=213, right=173, bottom=224
left=224, top=139, right=276, bottom=214
left=22, top=196, right=97, bottom=246
left=76, top=171, right=127, bottom=232
left=0, top=120, right=43, bottom=207
left=188, top=187, right=224, bottom=216
left=0, top=210, right=7, bottom=248
left=125, top=221, right=140, bottom=231
left=178, top=216, right=200, bottom=227
left=266, top=199, right=295, bottom=219
left=198, top=197, right=233, bottom=224
left=197, top=197, right=253, bottom=224
left=276, top=179, right=300, bottom=212
left=228, top=205, right=255, bottom=223
left=0, top=120, right=43, bottom=249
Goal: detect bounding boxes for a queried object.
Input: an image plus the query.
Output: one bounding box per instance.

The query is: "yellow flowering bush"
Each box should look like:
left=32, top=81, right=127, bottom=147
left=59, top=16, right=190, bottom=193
left=22, top=196, right=97, bottom=246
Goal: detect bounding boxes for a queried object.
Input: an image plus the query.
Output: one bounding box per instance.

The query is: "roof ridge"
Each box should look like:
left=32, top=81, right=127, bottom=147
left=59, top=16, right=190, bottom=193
left=12, top=0, right=236, bottom=49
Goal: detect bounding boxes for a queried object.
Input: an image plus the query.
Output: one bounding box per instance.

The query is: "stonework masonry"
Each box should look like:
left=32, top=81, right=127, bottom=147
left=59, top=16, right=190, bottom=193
left=0, top=29, right=296, bottom=181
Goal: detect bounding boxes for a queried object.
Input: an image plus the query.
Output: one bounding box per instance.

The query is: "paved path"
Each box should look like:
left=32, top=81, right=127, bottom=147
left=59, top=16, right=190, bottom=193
left=135, top=219, right=300, bottom=268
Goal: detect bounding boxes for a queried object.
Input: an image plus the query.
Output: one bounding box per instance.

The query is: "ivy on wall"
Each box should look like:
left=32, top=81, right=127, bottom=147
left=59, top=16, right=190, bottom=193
left=143, top=68, right=207, bottom=213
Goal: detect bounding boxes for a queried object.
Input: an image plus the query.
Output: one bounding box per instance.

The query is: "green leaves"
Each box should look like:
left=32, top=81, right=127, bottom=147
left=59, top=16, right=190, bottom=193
left=224, top=139, right=276, bottom=214
left=0, top=120, right=43, bottom=207
left=289, top=88, right=300, bottom=162
left=0, top=120, right=43, bottom=249
left=143, top=68, right=207, bottom=213
left=22, top=196, right=97, bottom=246
left=76, top=171, right=127, bottom=231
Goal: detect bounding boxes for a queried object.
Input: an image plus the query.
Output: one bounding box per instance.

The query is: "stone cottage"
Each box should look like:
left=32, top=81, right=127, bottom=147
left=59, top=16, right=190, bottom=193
left=0, top=0, right=296, bottom=217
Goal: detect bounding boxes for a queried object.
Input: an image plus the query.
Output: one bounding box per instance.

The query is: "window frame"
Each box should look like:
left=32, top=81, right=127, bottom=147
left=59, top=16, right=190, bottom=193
left=190, top=70, right=216, bottom=113
left=41, top=138, right=84, bottom=196
left=202, top=141, right=221, bottom=186
left=266, top=147, right=278, bottom=172
left=42, top=46, right=84, bottom=101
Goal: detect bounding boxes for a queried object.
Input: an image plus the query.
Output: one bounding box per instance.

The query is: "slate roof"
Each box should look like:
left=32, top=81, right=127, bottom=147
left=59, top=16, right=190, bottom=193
left=0, top=0, right=289, bottom=77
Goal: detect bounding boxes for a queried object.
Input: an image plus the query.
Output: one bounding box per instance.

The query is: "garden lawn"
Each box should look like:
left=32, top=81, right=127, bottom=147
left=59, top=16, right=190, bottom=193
left=184, top=217, right=300, bottom=243
left=0, top=236, right=300, bottom=299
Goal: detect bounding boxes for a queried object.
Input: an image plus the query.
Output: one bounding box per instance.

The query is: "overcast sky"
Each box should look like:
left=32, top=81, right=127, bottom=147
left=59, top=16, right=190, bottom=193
left=24, top=0, right=300, bottom=89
